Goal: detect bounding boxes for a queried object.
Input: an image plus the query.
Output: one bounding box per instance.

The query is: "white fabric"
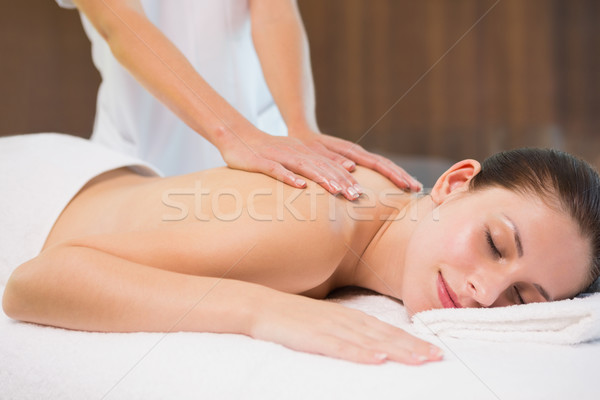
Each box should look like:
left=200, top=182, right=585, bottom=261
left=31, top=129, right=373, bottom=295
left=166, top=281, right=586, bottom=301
left=1, top=133, right=598, bottom=398
left=1, top=287, right=598, bottom=399
left=55, top=0, right=287, bottom=176
left=0, top=133, right=161, bottom=286
left=412, top=292, right=600, bottom=345
left=56, top=0, right=77, bottom=8
left=54, top=0, right=75, bottom=8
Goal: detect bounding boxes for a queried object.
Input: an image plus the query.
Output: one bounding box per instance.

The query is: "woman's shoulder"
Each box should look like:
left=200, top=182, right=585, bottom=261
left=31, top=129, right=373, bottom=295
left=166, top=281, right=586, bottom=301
left=345, top=166, right=411, bottom=219
left=352, top=166, right=403, bottom=192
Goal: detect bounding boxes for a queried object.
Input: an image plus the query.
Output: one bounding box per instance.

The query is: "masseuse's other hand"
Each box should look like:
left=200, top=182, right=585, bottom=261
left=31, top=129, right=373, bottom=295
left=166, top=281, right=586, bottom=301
left=218, top=128, right=422, bottom=200
left=250, top=291, right=443, bottom=365
left=292, top=130, right=423, bottom=193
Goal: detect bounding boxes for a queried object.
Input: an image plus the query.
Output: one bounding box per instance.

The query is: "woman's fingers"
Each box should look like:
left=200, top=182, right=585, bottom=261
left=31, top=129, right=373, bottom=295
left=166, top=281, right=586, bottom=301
left=303, top=140, right=357, bottom=172
left=380, top=329, right=444, bottom=364
left=253, top=294, right=444, bottom=366
left=346, top=148, right=422, bottom=192
left=314, top=134, right=423, bottom=192
left=329, top=314, right=444, bottom=364
left=221, top=129, right=420, bottom=199
left=244, top=137, right=363, bottom=200
left=279, top=154, right=361, bottom=200
left=307, top=334, right=391, bottom=365
left=250, top=158, right=308, bottom=188
left=300, top=324, right=443, bottom=365
left=220, top=133, right=351, bottom=197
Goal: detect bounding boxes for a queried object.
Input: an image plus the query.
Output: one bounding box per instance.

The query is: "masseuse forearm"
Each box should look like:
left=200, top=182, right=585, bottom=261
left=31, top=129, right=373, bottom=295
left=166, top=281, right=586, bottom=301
left=73, top=0, right=256, bottom=147
left=250, top=0, right=319, bottom=134
left=2, top=245, right=264, bottom=334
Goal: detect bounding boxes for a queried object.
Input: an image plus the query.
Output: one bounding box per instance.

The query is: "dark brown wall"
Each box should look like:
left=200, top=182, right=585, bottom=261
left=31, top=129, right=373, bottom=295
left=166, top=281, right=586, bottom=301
left=0, top=0, right=99, bottom=138
left=1, top=0, right=598, bottom=167
left=299, top=0, right=600, bottom=166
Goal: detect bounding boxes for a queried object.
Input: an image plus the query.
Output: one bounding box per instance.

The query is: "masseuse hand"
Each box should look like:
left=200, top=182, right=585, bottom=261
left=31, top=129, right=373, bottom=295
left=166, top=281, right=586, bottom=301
left=291, top=129, right=423, bottom=193
left=219, top=128, right=423, bottom=201
left=250, top=291, right=443, bottom=365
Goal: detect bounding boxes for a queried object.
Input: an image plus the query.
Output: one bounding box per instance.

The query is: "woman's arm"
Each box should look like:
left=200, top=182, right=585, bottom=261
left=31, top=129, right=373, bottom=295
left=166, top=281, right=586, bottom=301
left=249, top=0, right=422, bottom=192
left=72, top=0, right=254, bottom=158
left=70, top=0, right=379, bottom=199
left=2, top=243, right=441, bottom=365
left=2, top=244, right=257, bottom=333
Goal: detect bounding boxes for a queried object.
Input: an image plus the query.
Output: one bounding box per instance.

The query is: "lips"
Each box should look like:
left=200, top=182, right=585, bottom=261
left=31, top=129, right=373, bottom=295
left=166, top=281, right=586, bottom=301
left=437, top=272, right=462, bottom=309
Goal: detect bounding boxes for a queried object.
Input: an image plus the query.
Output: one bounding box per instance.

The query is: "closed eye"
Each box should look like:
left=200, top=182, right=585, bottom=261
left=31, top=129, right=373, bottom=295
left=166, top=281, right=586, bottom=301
left=513, top=285, right=525, bottom=304
left=486, top=230, right=502, bottom=258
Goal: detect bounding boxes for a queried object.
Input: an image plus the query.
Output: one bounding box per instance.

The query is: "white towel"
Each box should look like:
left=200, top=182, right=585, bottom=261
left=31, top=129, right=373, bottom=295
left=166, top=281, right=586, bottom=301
left=0, top=133, right=161, bottom=286
left=411, top=292, right=600, bottom=345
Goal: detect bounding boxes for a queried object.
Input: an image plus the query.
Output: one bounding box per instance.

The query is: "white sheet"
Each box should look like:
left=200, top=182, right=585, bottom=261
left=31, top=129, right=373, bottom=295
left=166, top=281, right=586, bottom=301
left=2, top=286, right=598, bottom=400
left=1, top=134, right=597, bottom=398
left=0, top=133, right=160, bottom=286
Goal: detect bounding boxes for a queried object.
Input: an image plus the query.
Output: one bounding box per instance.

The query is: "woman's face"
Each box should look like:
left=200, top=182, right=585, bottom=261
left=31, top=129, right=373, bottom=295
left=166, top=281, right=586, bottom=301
left=400, top=186, right=591, bottom=316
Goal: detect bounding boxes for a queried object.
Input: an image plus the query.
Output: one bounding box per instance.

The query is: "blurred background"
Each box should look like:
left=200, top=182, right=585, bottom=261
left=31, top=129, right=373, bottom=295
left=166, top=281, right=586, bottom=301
left=1, top=0, right=598, bottom=175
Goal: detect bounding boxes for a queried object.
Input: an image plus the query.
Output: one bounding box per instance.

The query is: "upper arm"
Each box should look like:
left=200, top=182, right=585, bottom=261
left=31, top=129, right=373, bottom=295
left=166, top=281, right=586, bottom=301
left=57, top=215, right=348, bottom=294
left=71, top=0, right=147, bottom=41
left=248, top=0, right=300, bottom=28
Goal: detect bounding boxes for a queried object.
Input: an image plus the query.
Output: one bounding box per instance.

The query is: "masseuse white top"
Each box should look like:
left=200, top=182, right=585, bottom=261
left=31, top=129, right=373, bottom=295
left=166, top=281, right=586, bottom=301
left=55, top=0, right=287, bottom=176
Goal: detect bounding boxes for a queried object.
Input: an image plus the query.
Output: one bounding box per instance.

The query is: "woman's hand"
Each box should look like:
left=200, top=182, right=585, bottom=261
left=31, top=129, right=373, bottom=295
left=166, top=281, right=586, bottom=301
left=217, top=128, right=423, bottom=201
left=249, top=292, right=443, bottom=365
left=217, top=128, right=363, bottom=200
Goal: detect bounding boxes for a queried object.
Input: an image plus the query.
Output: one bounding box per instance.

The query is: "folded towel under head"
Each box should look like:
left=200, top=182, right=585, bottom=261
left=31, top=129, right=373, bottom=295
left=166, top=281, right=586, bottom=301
left=411, top=291, right=600, bottom=345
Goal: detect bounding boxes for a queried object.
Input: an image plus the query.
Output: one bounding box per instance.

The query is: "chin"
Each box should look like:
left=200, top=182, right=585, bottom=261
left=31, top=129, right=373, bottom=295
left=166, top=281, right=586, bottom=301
left=402, top=295, right=434, bottom=318
left=400, top=270, right=439, bottom=317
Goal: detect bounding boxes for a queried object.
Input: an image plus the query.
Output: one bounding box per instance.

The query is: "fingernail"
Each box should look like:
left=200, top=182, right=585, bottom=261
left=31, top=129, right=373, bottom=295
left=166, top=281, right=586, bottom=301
left=295, top=178, right=306, bottom=187
left=353, top=183, right=364, bottom=194
left=374, top=352, right=388, bottom=361
left=411, top=352, right=428, bottom=363
left=413, top=180, right=423, bottom=191
left=347, top=187, right=359, bottom=198
left=330, top=180, right=342, bottom=192
left=429, top=345, right=444, bottom=358
left=343, top=160, right=356, bottom=170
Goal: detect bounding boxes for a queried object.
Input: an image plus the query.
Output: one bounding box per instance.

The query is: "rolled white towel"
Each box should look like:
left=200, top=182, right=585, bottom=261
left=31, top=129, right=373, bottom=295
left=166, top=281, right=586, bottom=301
left=411, top=292, right=600, bottom=345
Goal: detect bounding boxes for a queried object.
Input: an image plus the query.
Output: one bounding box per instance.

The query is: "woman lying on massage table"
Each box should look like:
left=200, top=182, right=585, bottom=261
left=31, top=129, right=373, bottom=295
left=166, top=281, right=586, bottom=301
left=3, top=146, right=599, bottom=365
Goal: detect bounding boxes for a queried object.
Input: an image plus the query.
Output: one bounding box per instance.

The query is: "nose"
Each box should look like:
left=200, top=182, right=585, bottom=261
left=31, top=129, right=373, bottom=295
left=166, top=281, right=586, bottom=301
left=465, top=267, right=513, bottom=307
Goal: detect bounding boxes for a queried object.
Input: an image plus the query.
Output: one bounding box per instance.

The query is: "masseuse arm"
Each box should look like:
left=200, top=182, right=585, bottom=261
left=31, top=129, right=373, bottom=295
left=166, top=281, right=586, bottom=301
left=69, top=0, right=390, bottom=200
left=2, top=242, right=439, bottom=365
left=249, top=0, right=422, bottom=192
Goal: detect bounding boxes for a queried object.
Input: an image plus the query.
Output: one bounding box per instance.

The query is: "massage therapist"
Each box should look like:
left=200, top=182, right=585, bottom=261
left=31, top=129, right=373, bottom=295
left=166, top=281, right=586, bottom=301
left=55, top=0, right=422, bottom=199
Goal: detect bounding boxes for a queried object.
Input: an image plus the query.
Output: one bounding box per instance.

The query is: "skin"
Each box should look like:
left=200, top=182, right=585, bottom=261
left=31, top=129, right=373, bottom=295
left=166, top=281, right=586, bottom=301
left=362, top=160, right=590, bottom=315
left=71, top=0, right=421, bottom=198
left=2, top=159, right=591, bottom=365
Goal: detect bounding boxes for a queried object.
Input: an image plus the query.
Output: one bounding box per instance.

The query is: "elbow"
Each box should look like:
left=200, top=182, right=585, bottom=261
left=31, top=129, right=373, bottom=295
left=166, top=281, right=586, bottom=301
left=1, top=250, right=57, bottom=322
left=2, top=244, right=88, bottom=328
left=2, top=263, right=32, bottom=321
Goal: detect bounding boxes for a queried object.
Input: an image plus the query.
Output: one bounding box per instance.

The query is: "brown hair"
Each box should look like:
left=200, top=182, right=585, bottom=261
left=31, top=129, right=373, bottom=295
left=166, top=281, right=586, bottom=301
left=469, top=148, right=600, bottom=293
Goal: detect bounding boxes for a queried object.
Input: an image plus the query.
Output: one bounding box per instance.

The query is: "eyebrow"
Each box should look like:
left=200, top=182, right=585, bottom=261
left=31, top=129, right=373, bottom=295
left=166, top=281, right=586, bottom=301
left=501, top=213, right=524, bottom=258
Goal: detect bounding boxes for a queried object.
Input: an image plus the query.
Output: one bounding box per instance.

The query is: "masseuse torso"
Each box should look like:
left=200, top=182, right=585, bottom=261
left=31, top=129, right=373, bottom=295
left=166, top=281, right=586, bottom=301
left=44, top=167, right=410, bottom=298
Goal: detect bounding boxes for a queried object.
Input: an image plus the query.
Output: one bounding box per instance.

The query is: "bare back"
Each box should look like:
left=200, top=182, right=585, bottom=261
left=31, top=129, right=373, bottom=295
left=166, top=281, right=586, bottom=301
left=44, top=166, right=409, bottom=298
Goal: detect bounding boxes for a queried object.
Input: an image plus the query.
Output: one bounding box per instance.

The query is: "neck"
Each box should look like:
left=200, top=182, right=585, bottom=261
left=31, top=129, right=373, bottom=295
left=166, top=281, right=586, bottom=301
left=351, top=192, right=437, bottom=300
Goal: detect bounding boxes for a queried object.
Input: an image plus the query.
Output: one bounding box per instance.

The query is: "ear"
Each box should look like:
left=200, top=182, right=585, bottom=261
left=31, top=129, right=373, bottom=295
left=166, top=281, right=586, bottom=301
left=430, top=159, right=481, bottom=204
